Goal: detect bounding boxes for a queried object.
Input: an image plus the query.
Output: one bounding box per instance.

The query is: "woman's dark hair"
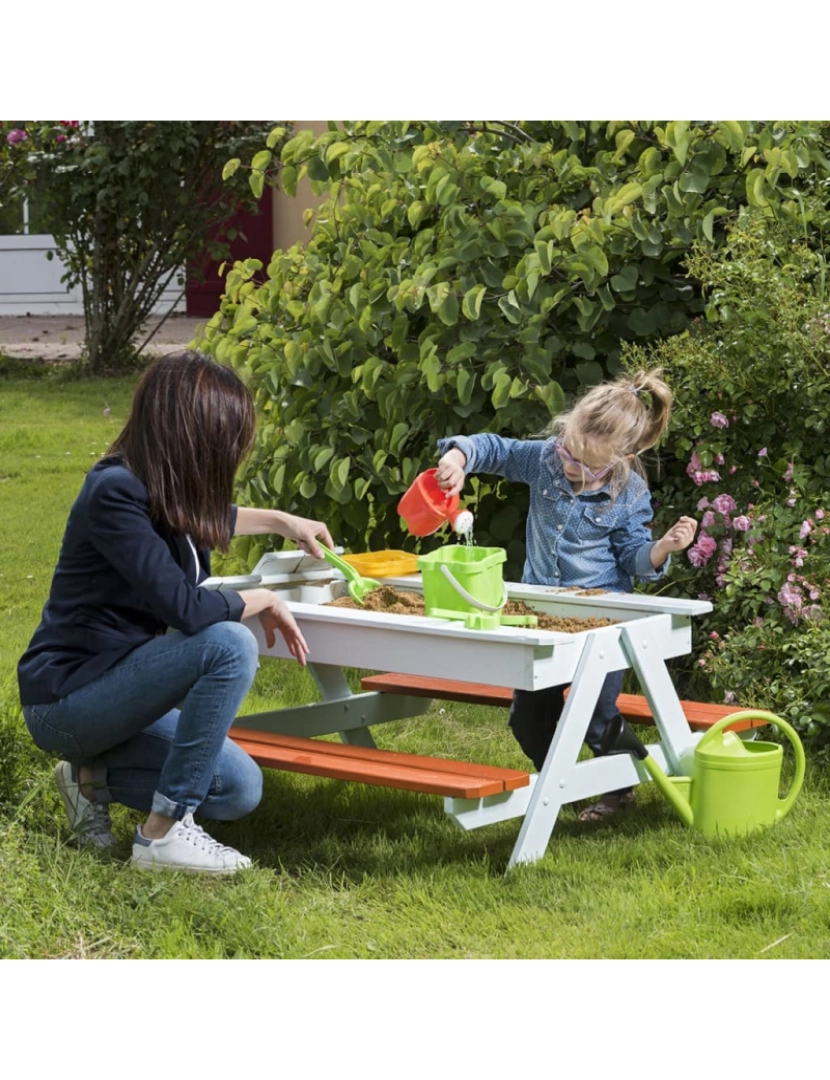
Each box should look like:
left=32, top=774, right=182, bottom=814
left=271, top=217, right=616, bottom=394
left=107, top=351, right=256, bottom=551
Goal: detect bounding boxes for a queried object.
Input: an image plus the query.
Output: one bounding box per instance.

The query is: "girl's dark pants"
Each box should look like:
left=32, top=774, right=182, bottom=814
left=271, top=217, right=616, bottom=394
left=508, top=671, right=628, bottom=792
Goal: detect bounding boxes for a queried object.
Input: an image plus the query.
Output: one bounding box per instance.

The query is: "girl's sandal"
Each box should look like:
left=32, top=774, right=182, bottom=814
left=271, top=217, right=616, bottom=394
left=577, top=789, right=636, bottom=822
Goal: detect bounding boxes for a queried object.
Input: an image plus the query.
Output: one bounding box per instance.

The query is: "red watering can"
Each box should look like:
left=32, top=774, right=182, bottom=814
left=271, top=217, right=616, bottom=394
left=398, top=469, right=474, bottom=537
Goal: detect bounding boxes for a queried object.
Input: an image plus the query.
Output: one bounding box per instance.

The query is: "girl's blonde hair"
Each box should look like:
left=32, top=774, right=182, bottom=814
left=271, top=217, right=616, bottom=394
left=544, top=368, right=673, bottom=495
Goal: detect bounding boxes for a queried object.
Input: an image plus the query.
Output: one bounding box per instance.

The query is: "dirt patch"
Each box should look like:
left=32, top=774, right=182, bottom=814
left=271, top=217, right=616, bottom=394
left=326, top=585, right=617, bottom=632
left=0, top=314, right=206, bottom=362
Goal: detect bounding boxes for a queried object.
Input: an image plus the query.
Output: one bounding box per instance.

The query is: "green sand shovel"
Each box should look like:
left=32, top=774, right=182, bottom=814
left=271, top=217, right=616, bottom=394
left=319, top=544, right=381, bottom=606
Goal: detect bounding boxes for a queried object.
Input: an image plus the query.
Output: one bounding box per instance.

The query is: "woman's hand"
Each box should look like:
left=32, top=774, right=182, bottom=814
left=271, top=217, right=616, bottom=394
left=257, top=595, right=310, bottom=665
left=240, top=588, right=309, bottom=665
left=435, top=449, right=467, bottom=497
left=277, top=513, right=334, bottom=559
left=233, top=508, right=334, bottom=558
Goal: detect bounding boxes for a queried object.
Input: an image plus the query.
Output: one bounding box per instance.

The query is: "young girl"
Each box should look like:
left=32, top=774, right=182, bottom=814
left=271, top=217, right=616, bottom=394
left=18, top=351, right=333, bottom=873
left=435, top=368, right=697, bottom=821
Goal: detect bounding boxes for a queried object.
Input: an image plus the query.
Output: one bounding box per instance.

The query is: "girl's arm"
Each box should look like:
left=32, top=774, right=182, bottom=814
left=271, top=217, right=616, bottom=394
left=233, top=508, right=334, bottom=558
left=649, top=517, right=698, bottom=568
left=435, top=434, right=543, bottom=495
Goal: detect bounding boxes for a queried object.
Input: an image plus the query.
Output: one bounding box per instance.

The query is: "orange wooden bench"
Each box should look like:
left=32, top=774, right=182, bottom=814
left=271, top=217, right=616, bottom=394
left=230, top=727, right=530, bottom=798
left=358, top=673, right=767, bottom=734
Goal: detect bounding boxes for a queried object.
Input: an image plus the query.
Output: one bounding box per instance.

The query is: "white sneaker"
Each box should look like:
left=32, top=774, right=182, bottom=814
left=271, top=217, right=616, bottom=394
left=131, top=812, right=252, bottom=875
left=54, top=761, right=118, bottom=849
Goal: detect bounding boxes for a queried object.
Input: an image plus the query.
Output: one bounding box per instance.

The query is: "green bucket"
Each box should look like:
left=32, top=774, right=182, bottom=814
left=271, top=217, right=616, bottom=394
left=417, top=546, right=514, bottom=630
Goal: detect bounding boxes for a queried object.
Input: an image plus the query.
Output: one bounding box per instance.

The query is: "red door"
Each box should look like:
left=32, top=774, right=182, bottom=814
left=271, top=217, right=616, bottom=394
left=185, top=194, right=274, bottom=317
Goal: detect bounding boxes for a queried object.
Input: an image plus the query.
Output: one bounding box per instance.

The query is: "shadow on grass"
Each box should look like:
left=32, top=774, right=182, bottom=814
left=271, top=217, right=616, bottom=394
left=204, top=767, right=691, bottom=881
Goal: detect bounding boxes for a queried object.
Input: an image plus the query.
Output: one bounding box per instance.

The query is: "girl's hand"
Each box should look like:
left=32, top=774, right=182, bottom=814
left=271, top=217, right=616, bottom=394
left=661, top=516, right=698, bottom=552
left=650, top=516, right=698, bottom=567
left=647, top=516, right=690, bottom=570
left=258, top=595, right=309, bottom=665
left=435, top=449, right=467, bottom=496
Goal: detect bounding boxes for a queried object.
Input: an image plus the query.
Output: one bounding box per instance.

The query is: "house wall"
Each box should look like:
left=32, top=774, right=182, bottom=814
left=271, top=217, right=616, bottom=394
left=271, top=120, right=330, bottom=252
left=0, top=235, right=184, bottom=316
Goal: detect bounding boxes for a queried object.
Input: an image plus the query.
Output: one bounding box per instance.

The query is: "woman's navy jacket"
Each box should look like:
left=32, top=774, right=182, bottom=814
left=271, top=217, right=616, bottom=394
left=18, top=458, right=245, bottom=706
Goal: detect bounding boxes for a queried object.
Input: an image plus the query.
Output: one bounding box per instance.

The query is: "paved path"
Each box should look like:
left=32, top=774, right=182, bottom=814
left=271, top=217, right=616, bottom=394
left=0, top=314, right=208, bottom=362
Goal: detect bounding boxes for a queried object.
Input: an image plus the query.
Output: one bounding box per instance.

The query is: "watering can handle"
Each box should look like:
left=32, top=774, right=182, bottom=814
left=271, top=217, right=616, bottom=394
left=697, top=710, right=806, bottom=821
left=438, top=564, right=507, bottom=613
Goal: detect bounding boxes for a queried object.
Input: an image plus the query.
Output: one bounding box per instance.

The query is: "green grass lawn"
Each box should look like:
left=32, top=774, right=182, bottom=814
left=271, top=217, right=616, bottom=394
left=1, top=372, right=829, bottom=960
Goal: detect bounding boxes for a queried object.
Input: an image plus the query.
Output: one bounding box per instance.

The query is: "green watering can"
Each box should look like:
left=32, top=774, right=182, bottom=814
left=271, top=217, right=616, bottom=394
left=604, top=710, right=805, bottom=838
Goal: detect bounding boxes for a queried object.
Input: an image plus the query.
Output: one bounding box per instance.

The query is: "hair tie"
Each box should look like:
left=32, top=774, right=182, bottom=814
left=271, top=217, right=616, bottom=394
left=629, top=385, right=641, bottom=396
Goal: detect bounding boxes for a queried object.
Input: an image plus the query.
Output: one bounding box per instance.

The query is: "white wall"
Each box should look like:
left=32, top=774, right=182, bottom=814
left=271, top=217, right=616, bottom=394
left=0, top=235, right=185, bottom=315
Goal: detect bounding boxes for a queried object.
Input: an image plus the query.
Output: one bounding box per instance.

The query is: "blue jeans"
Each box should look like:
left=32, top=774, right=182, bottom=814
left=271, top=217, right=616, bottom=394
left=23, top=622, right=263, bottom=822
left=508, top=670, right=626, bottom=771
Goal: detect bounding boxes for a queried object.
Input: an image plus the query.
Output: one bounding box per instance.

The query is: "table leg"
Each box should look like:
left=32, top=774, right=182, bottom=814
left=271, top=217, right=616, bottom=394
left=307, top=663, right=377, bottom=748
left=506, top=628, right=621, bottom=870
left=619, top=620, right=698, bottom=773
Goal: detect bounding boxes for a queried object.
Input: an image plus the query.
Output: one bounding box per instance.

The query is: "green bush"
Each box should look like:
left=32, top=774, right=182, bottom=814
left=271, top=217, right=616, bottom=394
left=633, top=202, right=830, bottom=739
left=201, top=121, right=830, bottom=575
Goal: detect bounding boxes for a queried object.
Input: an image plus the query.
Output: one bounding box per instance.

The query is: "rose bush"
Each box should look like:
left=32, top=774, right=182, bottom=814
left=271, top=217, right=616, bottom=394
left=631, top=202, right=830, bottom=739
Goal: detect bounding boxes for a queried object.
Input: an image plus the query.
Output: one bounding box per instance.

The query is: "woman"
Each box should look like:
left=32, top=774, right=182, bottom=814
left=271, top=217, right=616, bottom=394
left=18, top=351, right=333, bottom=874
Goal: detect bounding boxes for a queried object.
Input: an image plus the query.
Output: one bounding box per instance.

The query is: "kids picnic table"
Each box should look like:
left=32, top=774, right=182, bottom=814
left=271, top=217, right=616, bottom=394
left=216, top=551, right=713, bottom=869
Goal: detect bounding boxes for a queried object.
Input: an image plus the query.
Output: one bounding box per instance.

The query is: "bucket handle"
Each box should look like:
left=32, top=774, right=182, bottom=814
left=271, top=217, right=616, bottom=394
left=439, top=564, right=507, bottom=613
left=697, top=710, right=806, bottom=822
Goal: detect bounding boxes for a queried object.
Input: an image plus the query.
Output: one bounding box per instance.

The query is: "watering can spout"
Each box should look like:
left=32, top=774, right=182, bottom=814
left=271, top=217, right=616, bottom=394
left=649, top=767, right=695, bottom=827
left=602, top=717, right=694, bottom=827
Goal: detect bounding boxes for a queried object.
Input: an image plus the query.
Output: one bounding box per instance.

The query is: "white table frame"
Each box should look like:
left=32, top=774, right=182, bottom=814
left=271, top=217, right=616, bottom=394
left=233, top=558, right=712, bottom=869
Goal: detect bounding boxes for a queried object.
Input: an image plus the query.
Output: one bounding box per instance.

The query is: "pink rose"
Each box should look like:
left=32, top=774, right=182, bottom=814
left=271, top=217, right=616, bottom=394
left=733, top=515, right=751, bottom=532
left=697, top=533, right=718, bottom=558
left=711, top=493, right=737, bottom=514
left=710, top=411, right=729, bottom=429
left=6, top=128, right=27, bottom=145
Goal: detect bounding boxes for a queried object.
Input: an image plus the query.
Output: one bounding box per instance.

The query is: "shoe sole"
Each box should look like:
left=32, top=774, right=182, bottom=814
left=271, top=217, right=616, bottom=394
left=54, top=761, right=79, bottom=822
left=131, top=854, right=250, bottom=875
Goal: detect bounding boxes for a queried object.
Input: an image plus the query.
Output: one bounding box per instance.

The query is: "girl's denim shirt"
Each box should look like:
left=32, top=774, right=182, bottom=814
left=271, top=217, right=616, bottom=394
left=438, top=433, right=668, bottom=592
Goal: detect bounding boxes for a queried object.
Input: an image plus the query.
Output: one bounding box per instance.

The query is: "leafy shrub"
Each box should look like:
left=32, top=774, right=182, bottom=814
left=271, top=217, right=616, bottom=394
left=202, top=121, right=830, bottom=575
left=633, top=201, right=830, bottom=738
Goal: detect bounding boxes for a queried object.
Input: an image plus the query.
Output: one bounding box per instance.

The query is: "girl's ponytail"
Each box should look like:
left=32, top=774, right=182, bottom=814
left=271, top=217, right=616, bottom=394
left=628, top=369, right=672, bottom=451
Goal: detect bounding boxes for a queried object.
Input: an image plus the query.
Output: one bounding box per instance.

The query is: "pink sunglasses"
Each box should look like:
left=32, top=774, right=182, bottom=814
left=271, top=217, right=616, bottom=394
left=555, top=439, right=617, bottom=481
